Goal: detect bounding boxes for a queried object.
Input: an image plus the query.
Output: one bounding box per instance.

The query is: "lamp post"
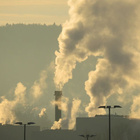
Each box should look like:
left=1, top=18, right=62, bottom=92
left=79, top=134, right=96, bottom=140
left=15, top=122, right=35, bottom=140
left=98, top=105, right=122, bottom=140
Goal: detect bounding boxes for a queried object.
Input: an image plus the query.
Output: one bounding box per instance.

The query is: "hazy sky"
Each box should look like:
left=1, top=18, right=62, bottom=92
left=0, top=0, right=69, bottom=25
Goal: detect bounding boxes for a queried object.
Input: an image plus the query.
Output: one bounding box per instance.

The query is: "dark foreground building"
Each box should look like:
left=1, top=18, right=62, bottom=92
left=32, top=115, right=140, bottom=140
left=0, top=115, right=140, bottom=140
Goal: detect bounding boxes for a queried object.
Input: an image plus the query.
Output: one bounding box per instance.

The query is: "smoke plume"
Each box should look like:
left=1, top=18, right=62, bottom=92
left=0, top=67, right=52, bottom=128
left=51, top=96, right=69, bottom=113
left=0, top=82, right=26, bottom=124
left=51, top=96, right=69, bottom=129
left=68, top=98, right=81, bottom=129
left=51, top=119, right=62, bottom=130
left=51, top=97, right=81, bottom=129
left=130, top=95, right=140, bottom=118
left=39, top=108, right=47, bottom=118
left=54, top=0, right=140, bottom=116
left=31, top=70, right=47, bottom=99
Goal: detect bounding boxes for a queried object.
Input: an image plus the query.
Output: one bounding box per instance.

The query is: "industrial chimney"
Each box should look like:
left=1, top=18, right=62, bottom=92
left=54, top=91, right=62, bottom=122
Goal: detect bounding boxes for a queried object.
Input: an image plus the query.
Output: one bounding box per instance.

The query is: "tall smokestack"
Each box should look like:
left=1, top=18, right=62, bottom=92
left=54, top=91, right=62, bottom=122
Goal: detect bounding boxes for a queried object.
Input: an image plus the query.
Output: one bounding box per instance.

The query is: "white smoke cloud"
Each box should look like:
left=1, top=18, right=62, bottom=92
left=51, top=118, right=62, bottom=130
left=51, top=97, right=81, bottom=129
left=0, top=82, right=26, bottom=124
left=39, top=108, right=47, bottom=118
left=54, top=0, right=140, bottom=116
left=31, top=70, right=47, bottom=99
left=51, top=96, right=69, bottom=129
left=0, top=66, right=51, bottom=127
left=51, top=96, right=69, bottom=113
left=130, top=95, right=140, bottom=119
left=68, top=98, right=81, bottom=129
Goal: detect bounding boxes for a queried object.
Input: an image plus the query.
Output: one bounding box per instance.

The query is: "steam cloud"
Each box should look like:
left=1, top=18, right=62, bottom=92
left=68, top=98, right=81, bottom=129
left=51, top=119, right=62, bottom=130
left=51, top=96, right=69, bottom=129
left=54, top=0, right=140, bottom=117
left=0, top=68, right=50, bottom=127
left=31, top=70, right=47, bottom=99
left=0, top=82, right=26, bottom=124
left=51, top=97, right=81, bottom=129
left=130, top=95, right=140, bottom=118
left=39, top=108, right=47, bottom=118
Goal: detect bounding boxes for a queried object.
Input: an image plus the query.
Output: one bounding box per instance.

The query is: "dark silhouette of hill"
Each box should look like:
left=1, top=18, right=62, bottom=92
left=0, top=23, right=61, bottom=95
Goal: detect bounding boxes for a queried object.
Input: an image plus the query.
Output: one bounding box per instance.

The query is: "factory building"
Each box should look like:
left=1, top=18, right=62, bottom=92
left=0, top=115, right=140, bottom=140
left=76, top=115, right=140, bottom=140
left=0, top=123, right=40, bottom=140
left=31, top=115, right=140, bottom=140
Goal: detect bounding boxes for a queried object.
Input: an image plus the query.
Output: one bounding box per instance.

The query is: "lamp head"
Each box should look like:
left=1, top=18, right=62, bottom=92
left=15, top=122, right=23, bottom=125
left=27, top=122, right=35, bottom=125
left=106, top=106, right=111, bottom=108
left=98, top=106, right=106, bottom=108
left=90, top=135, right=96, bottom=137
left=114, top=105, right=122, bottom=108
left=79, top=135, right=85, bottom=137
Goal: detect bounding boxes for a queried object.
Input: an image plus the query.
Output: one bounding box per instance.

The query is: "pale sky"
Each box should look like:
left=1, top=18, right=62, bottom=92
left=0, top=0, right=69, bottom=25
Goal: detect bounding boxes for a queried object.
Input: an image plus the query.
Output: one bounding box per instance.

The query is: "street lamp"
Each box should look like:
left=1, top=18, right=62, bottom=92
left=98, top=105, right=122, bottom=140
left=15, top=122, right=35, bottom=140
left=79, top=134, right=96, bottom=140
